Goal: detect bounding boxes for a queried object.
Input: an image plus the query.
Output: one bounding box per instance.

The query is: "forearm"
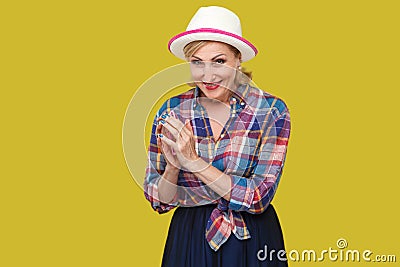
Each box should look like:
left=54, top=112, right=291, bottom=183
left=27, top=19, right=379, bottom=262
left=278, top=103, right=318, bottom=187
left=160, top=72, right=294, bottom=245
left=191, top=159, right=231, bottom=201
left=157, top=165, right=179, bottom=204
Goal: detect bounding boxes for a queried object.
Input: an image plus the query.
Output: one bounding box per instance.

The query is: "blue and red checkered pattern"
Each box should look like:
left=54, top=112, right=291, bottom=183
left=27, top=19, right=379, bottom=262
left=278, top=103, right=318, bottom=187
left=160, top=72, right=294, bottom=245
left=144, top=83, right=291, bottom=251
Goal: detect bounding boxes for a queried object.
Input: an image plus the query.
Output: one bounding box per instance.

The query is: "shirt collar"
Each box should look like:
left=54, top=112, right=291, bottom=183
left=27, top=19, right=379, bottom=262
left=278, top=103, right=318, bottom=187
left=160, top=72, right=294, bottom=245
left=192, top=83, right=250, bottom=109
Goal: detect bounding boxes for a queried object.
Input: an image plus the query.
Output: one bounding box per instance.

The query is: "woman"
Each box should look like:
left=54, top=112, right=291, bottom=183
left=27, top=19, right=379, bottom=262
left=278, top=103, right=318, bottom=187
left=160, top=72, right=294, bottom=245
left=144, top=6, right=291, bottom=267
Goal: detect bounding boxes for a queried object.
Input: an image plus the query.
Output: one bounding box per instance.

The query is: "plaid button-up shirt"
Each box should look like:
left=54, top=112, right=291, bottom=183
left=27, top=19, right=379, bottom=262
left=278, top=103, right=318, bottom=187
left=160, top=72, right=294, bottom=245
left=144, top=83, right=291, bottom=251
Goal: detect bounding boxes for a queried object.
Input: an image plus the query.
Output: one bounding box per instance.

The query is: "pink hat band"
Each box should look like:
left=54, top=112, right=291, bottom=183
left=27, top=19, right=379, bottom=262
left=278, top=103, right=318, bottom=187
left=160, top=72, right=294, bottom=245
left=168, top=6, right=258, bottom=62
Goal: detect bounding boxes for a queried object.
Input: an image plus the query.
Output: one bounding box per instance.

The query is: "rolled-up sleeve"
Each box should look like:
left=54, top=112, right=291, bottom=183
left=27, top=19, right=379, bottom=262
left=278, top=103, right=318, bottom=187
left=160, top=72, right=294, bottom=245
left=143, top=111, right=178, bottom=214
left=228, top=108, right=291, bottom=213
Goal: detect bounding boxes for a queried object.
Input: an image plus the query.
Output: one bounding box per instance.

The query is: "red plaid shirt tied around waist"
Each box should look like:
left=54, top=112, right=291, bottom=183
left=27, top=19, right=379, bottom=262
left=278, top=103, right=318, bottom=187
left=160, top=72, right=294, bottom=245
left=144, top=83, right=291, bottom=251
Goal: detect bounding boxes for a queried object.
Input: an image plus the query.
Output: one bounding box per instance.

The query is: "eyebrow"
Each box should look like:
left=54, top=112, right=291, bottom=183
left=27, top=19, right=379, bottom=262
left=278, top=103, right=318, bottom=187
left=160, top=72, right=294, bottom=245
left=191, top=54, right=226, bottom=61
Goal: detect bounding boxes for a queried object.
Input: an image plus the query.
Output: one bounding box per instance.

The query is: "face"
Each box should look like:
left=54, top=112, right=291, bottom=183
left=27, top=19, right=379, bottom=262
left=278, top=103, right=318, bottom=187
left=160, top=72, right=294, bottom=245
left=188, top=41, right=241, bottom=103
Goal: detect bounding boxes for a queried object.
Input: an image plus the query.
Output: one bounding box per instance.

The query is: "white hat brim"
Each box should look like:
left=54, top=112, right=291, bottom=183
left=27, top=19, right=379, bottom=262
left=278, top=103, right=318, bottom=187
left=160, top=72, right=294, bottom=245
left=168, top=28, right=258, bottom=62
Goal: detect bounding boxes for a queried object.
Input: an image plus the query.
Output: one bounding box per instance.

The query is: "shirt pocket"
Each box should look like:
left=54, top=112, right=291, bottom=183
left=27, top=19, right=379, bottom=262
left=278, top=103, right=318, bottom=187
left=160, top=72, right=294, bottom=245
left=226, top=132, right=260, bottom=176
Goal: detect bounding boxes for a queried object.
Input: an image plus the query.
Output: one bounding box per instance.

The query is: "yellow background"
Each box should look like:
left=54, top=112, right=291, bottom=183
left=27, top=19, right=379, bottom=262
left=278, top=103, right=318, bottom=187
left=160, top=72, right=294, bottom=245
left=1, top=0, right=399, bottom=266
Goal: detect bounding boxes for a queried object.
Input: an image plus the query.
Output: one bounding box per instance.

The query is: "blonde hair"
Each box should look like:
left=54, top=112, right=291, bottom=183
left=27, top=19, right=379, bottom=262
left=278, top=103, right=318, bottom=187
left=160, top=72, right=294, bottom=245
left=183, top=40, right=253, bottom=87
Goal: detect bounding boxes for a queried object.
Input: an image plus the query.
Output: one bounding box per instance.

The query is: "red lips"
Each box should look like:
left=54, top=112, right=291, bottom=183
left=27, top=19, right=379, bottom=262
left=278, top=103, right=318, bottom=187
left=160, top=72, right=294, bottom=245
left=203, top=82, right=221, bottom=90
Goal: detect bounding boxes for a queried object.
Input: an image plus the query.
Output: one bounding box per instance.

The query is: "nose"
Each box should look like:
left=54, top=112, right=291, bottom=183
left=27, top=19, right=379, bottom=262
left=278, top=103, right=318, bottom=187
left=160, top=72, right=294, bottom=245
left=202, top=62, right=215, bottom=82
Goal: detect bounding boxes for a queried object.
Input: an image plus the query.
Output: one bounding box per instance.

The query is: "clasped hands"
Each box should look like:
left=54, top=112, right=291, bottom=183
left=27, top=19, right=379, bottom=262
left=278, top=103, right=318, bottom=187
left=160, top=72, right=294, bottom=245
left=156, top=111, right=206, bottom=173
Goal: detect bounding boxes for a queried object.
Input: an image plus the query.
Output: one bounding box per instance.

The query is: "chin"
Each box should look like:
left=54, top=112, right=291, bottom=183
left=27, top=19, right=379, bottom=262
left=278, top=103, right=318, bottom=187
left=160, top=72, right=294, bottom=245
left=197, top=84, right=230, bottom=102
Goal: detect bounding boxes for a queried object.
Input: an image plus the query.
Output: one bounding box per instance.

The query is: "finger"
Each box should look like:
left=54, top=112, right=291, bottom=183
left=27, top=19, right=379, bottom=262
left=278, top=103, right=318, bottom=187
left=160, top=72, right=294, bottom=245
left=156, top=123, right=163, bottom=135
left=176, top=125, right=192, bottom=143
left=165, top=116, right=185, bottom=133
left=179, top=132, right=190, bottom=143
left=158, top=134, right=177, bottom=149
left=158, top=113, right=170, bottom=120
left=156, top=135, right=165, bottom=154
left=177, top=125, right=190, bottom=140
left=159, top=139, right=170, bottom=158
left=159, top=140, right=176, bottom=165
left=176, top=121, right=193, bottom=142
left=172, top=117, right=193, bottom=140
left=183, top=120, right=193, bottom=136
left=180, top=123, right=196, bottom=146
left=161, top=121, right=179, bottom=139
left=185, top=119, right=193, bottom=131
left=169, top=110, right=177, bottom=118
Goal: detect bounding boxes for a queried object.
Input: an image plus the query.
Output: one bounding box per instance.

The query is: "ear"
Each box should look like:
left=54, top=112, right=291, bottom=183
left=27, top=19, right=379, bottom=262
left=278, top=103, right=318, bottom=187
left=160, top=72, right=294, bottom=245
left=236, top=58, right=242, bottom=69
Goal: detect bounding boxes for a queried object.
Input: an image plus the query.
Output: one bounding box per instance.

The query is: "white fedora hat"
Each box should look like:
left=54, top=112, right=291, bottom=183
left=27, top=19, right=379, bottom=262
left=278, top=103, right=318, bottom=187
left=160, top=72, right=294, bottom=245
left=168, top=6, right=258, bottom=62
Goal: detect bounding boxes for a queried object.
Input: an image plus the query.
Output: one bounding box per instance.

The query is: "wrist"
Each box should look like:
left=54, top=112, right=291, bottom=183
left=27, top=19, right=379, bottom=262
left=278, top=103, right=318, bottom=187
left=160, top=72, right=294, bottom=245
left=165, top=164, right=180, bottom=175
left=186, top=157, right=209, bottom=173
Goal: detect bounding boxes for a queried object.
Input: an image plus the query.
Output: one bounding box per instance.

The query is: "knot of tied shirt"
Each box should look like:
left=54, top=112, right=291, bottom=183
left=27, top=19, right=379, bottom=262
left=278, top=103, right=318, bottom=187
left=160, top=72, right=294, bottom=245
left=205, top=198, right=251, bottom=251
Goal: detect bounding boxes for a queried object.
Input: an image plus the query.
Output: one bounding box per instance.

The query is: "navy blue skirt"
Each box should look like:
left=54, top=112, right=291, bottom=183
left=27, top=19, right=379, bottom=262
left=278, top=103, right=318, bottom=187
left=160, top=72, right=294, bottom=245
left=161, top=204, right=288, bottom=267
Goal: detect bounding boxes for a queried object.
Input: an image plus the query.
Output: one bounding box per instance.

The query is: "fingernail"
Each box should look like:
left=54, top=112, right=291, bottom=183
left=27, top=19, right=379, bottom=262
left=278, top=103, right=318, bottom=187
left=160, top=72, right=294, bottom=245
left=159, top=120, right=165, bottom=125
left=157, top=134, right=163, bottom=138
left=161, top=114, right=169, bottom=119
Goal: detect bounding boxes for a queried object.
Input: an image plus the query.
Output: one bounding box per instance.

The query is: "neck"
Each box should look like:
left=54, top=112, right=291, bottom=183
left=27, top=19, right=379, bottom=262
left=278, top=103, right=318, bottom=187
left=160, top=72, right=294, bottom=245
left=198, top=82, right=238, bottom=105
left=199, top=91, right=232, bottom=105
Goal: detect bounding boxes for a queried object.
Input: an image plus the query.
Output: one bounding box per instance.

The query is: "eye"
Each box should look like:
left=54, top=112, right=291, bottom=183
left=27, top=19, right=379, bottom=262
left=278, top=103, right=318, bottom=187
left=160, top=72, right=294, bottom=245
left=215, top=58, right=226, bottom=64
left=191, top=60, right=204, bottom=66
